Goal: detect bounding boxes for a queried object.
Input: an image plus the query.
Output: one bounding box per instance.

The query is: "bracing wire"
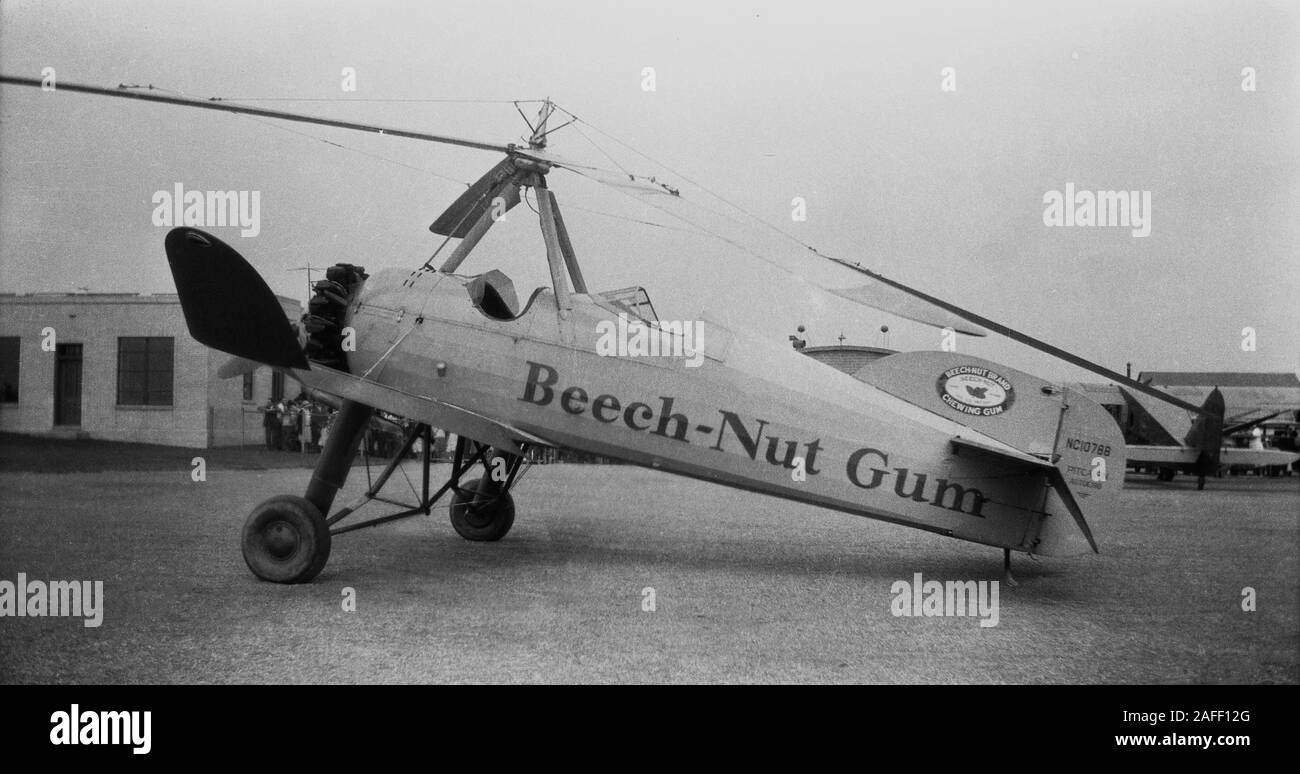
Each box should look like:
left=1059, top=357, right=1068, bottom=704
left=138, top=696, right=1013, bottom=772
left=554, top=103, right=840, bottom=261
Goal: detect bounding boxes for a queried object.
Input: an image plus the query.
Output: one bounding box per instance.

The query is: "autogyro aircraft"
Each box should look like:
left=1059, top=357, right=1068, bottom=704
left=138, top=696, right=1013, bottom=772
left=3, top=75, right=1226, bottom=584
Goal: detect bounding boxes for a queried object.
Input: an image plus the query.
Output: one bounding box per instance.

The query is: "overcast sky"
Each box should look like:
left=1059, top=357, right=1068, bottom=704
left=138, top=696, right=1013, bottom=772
left=1, top=0, right=1296, bottom=384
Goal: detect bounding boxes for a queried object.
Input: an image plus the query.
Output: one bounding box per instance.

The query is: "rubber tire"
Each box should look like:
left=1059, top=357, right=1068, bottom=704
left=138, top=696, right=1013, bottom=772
left=242, top=495, right=331, bottom=583
left=449, top=478, right=515, bottom=542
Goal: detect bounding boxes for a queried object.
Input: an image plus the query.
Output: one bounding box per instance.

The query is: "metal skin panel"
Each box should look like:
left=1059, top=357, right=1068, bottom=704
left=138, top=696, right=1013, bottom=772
left=341, top=267, right=1118, bottom=555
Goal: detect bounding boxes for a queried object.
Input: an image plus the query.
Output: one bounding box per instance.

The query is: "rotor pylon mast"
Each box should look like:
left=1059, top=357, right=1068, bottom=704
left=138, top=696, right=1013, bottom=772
left=529, top=98, right=554, bottom=149
left=438, top=97, right=586, bottom=309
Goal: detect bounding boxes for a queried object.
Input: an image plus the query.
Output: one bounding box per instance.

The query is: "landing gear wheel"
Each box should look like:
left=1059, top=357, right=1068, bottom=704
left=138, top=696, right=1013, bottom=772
left=242, top=495, right=332, bottom=583
left=1156, top=467, right=1176, bottom=482
left=449, top=478, right=515, bottom=541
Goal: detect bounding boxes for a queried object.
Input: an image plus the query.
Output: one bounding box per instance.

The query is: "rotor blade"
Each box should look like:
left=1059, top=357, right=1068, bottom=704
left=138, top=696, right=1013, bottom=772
left=819, top=253, right=1212, bottom=417
left=430, top=157, right=521, bottom=236
left=2, top=75, right=675, bottom=197
left=1221, top=410, right=1287, bottom=437
left=0, top=75, right=511, bottom=153
left=828, top=284, right=987, bottom=336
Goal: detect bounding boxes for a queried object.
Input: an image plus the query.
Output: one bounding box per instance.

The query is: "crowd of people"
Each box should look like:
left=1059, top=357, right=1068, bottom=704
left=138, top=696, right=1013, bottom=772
left=259, top=403, right=451, bottom=460
left=261, top=395, right=333, bottom=452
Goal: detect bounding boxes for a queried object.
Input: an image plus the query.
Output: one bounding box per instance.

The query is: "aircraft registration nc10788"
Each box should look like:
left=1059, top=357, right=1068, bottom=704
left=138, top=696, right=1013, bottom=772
left=3, top=75, right=1219, bottom=584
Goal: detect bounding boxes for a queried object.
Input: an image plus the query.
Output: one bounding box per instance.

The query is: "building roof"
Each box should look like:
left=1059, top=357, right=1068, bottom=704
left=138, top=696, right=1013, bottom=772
left=1137, top=372, right=1300, bottom=388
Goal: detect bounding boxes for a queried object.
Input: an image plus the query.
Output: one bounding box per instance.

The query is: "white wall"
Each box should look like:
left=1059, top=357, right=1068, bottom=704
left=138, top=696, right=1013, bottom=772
left=0, top=294, right=302, bottom=448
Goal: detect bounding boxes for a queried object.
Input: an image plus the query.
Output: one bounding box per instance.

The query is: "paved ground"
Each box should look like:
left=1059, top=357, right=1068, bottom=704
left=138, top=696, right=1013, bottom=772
left=0, top=447, right=1296, bottom=683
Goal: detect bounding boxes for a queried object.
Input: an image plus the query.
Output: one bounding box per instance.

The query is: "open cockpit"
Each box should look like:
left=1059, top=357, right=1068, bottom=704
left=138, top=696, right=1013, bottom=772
left=465, top=266, right=659, bottom=326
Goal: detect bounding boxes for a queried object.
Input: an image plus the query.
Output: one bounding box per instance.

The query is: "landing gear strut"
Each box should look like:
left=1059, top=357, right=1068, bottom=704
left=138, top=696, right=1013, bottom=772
left=240, top=401, right=529, bottom=583
left=242, top=399, right=372, bottom=583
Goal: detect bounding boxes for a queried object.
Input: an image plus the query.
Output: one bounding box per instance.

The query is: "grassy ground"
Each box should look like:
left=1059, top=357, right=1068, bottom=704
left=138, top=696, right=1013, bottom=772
left=0, top=437, right=1296, bottom=683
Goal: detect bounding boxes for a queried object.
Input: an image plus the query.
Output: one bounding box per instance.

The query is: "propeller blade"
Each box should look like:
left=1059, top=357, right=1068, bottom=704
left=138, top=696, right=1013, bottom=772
left=0, top=76, right=511, bottom=153
left=430, top=157, right=521, bottom=236
left=820, top=253, right=1212, bottom=417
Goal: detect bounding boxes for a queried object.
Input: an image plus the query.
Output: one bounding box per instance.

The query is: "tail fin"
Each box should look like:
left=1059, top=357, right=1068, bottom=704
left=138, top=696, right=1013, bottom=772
left=1183, top=387, right=1225, bottom=476
left=164, top=228, right=308, bottom=369
left=857, top=351, right=1126, bottom=555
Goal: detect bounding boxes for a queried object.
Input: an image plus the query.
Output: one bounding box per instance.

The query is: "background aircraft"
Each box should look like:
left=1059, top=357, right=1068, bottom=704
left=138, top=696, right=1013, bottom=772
left=1072, top=379, right=1299, bottom=487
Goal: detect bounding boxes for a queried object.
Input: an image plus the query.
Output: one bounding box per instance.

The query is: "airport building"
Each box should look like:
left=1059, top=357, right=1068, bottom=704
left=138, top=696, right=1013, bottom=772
left=0, top=293, right=302, bottom=448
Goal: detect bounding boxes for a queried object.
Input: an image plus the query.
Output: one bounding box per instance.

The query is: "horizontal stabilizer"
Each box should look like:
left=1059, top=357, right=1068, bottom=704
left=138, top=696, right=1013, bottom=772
left=952, top=436, right=1098, bottom=554
left=950, top=435, right=1053, bottom=470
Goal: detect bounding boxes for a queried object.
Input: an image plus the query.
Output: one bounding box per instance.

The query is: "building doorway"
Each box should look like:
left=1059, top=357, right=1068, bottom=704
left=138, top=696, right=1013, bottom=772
left=54, top=343, right=83, bottom=426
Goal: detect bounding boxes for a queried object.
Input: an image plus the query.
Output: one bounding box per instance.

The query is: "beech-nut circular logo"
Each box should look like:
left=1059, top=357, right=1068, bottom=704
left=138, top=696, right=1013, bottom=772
left=937, top=366, right=1015, bottom=416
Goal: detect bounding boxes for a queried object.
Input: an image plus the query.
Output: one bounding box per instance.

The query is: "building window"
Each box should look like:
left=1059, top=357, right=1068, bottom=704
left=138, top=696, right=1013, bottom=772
left=242, top=372, right=255, bottom=401
left=271, top=371, right=284, bottom=402
left=0, top=337, right=17, bottom=403
left=117, top=337, right=174, bottom=406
